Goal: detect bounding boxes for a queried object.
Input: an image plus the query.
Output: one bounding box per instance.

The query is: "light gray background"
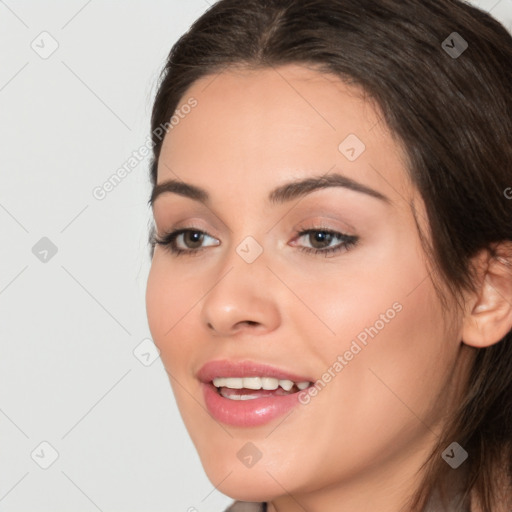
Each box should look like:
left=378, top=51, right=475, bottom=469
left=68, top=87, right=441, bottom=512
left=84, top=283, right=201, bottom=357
left=0, top=1, right=511, bottom=511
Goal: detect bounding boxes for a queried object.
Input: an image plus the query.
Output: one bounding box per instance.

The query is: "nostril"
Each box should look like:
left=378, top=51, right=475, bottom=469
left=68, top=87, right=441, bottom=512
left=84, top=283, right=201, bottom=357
left=239, top=320, right=260, bottom=328
left=231, top=320, right=260, bottom=331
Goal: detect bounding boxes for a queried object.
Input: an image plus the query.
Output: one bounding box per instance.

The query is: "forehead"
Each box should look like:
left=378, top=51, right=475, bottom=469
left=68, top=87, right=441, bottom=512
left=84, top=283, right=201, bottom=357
left=156, top=64, right=414, bottom=209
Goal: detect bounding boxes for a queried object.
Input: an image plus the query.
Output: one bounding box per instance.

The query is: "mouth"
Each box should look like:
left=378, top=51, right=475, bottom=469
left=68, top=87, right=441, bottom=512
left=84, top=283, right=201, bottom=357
left=211, top=376, right=312, bottom=400
left=197, top=360, right=315, bottom=427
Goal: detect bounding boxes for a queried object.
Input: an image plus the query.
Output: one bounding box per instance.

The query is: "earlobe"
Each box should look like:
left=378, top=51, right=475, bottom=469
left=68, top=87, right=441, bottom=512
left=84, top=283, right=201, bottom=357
left=461, top=243, right=512, bottom=349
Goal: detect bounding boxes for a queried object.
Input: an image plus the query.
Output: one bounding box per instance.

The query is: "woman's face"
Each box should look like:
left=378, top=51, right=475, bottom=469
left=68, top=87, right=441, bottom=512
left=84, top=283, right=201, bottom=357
left=146, top=64, right=471, bottom=506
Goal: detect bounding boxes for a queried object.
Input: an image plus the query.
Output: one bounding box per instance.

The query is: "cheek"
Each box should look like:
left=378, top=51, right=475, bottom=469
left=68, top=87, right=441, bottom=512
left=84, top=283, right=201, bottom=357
left=300, top=240, right=426, bottom=356
left=145, top=258, right=195, bottom=366
left=288, top=280, right=451, bottom=485
left=307, top=240, right=450, bottom=418
left=145, top=259, right=168, bottom=343
left=323, top=268, right=449, bottom=426
left=145, top=260, right=205, bottom=423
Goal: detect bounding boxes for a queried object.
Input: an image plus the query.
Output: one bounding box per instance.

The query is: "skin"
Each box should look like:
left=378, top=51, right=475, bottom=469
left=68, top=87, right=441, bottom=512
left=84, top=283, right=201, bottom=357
left=145, top=64, right=512, bottom=511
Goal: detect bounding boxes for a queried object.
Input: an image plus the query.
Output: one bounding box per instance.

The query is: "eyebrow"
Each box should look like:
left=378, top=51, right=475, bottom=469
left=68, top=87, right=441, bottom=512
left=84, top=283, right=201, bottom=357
left=149, top=172, right=390, bottom=207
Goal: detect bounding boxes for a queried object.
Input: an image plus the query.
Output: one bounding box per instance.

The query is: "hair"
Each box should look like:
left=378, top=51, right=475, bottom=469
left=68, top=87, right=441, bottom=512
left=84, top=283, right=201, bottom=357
left=147, top=0, right=512, bottom=510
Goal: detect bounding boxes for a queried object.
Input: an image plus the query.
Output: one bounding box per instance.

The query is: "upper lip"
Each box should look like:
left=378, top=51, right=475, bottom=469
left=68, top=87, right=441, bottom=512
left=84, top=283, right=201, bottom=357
left=197, top=359, right=313, bottom=383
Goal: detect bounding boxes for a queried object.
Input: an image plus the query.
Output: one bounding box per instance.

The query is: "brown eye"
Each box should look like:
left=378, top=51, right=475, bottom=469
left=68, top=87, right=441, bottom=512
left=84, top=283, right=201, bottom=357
left=308, top=231, right=335, bottom=249
left=153, top=228, right=220, bottom=256
left=294, top=228, right=359, bottom=257
left=182, top=231, right=205, bottom=249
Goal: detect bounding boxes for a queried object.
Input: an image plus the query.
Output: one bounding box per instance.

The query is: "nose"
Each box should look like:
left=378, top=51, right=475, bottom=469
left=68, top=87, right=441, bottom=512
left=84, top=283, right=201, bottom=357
left=200, top=248, right=281, bottom=337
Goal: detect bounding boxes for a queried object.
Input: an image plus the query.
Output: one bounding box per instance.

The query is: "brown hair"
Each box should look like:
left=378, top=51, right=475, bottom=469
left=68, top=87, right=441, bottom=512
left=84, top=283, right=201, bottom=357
left=147, top=0, right=512, bottom=510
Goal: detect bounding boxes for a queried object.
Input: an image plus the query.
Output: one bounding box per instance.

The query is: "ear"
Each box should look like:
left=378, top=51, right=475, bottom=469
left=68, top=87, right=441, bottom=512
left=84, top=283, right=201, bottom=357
left=461, top=242, right=512, bottom=348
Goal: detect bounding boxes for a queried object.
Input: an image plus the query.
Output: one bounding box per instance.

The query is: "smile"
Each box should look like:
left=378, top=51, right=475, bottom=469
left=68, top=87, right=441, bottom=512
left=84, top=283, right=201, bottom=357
left=213, top=376, right=312, bottom=399
left=198, top=360, right=314, bottom=427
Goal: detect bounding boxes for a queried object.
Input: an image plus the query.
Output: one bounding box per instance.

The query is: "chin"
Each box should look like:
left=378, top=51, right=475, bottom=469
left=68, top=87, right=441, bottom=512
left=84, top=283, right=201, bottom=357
left=201, top=460, right=287, bottom=502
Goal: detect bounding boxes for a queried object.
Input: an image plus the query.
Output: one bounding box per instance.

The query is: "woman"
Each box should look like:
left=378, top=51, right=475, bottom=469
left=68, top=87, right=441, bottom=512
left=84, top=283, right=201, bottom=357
left=145, top=1, right=512, bottom=510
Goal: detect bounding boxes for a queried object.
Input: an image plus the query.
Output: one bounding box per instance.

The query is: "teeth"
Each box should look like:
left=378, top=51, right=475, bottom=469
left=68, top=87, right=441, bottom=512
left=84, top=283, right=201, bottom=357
left=278, top=379, right=294, bottom=391
left=212, top=376, right=311, bottom=391
left=261, top=377, right=279, bottom=390
left=243, top=377, right=263, bottom=390
left=213, top=377, right=243, bottom=389
left=227, top=394, right=260, bottom=400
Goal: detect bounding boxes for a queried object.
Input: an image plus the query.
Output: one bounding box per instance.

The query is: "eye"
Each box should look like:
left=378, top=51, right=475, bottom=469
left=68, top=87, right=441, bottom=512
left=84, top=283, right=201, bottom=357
left=152, top=228, right=219, bottom=256
left=293, top=227, right=359, bottom=256
left=152, top=226, right=359, bottom=258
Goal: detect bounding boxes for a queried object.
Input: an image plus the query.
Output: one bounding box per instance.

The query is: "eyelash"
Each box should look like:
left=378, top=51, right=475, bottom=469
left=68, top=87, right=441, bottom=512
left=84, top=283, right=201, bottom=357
left=152, top=225, right=359, bottom=258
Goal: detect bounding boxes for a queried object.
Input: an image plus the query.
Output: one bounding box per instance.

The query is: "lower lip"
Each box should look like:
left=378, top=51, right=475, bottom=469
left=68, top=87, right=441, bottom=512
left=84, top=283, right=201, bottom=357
left=202, top=382, right=304, bottom=427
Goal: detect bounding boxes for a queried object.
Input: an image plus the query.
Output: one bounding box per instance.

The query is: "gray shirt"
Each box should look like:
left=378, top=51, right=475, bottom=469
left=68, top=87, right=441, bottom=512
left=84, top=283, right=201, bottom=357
left=224, top=502, right=266, bottom=511
left=223, top=464, right=471, bottom=511
left=223, top=485, right=471, bottom=511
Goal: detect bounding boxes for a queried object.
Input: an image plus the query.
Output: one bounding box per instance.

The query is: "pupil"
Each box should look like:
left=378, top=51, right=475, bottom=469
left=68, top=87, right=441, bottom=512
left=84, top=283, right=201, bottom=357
left=311, top=231, right=332, bottom=249
left=186, top=231, right=203, bottom=248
